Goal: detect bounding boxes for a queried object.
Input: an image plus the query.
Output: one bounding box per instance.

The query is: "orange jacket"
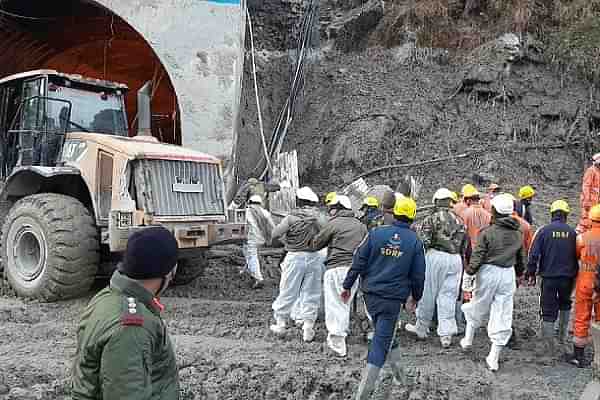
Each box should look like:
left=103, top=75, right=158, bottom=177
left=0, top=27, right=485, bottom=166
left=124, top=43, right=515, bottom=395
left=581, top=166, right=600, bottom=211
left=512, top=212, right=533, bottom=253
left=453, top=202, right=468, bottom=220
left=578, top=166, right=600, bottom=233
left=462, top=204, right=492, bottom=249
left=480, top=195, right=493, bottom=213
left=576, top=225, right=600, bottom=272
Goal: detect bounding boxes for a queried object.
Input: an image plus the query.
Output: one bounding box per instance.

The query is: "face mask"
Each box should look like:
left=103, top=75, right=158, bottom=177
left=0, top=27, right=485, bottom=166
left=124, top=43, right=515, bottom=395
left=156, top=264, right=177, bottom=298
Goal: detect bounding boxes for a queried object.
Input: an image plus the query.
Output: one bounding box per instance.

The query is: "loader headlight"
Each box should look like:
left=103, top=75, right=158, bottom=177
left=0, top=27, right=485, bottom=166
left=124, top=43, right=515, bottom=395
left=118, top=212, right=133, bottom=229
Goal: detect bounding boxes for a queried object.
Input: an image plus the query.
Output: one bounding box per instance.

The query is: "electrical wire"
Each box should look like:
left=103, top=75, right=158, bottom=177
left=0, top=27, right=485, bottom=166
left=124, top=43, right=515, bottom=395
left=246, top=7, right=272, bottom=175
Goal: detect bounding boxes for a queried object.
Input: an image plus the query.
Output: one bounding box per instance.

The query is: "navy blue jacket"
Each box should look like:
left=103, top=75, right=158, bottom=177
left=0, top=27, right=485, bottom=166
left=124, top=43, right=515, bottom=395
left=527, top=218, right=578, bottom=278
left=343, top=221, right=426, bottom=302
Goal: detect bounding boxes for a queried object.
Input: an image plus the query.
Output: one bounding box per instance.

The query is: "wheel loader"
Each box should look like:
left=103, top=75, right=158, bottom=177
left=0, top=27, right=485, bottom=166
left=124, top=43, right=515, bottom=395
left=0, top=70, right=246, bottom=301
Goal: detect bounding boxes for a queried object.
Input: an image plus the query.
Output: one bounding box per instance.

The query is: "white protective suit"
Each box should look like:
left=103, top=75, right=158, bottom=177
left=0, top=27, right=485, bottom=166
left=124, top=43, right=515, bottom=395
left=461, top=264, right=516, bottom=345
left=272, top=250, right=326, bottom=323
left=414, top=249, right=462, bottom=337
left=324, top=266, right=359, bottom=355
left=290, top=249, right=327, bottom=323
left=244, top=204, right=275, bottom=282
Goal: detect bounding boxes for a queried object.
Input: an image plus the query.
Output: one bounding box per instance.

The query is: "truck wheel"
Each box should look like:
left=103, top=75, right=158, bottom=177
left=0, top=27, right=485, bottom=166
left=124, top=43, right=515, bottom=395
left=173, top=251, right=208, bottom=286
left=2, top=193, right=99, bottom=301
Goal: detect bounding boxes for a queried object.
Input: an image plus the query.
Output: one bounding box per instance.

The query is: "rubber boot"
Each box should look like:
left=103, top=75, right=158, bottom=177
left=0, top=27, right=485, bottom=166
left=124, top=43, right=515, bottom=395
left=353, top=363, right=381, bottom=400
left=405, top=319, right=429, bottom=339
left=269, top=318, right=287, bottom=335
left=566, top=345, right=588, bottom=368
left=541, top=321, right=555, bottom=356
left=460, top=323, right=475, bottom=350
left=327, top=334, right=347, bottom=357
left=303, top=321, right=315, bottom=343
left=387, top=346, right=407, bottom=386
left=558, top=310, right=570, bottom=344
left=486, top=344, right=503, bottom=372
left=440, top=336, right=452, bottom=348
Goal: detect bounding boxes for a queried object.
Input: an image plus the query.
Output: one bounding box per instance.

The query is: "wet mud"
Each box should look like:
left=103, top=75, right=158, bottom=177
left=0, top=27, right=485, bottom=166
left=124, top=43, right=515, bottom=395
left=0, top=254, right=591, bottom=400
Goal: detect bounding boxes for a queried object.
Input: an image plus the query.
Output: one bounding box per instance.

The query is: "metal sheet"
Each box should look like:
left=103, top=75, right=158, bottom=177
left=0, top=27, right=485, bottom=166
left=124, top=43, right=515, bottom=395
left=269, top=150, right=299, bottom=215
left=137, top=159, right=225, bottom=217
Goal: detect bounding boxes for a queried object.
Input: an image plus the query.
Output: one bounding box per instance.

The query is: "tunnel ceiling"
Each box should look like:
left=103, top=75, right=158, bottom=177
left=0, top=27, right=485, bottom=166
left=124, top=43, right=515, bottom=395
left=0, top=0, right=180, bottom=144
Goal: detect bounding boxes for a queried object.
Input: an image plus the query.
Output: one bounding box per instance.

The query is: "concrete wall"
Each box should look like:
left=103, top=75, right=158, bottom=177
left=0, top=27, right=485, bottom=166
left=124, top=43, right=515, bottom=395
left=94, top=0, right=246, bottom=193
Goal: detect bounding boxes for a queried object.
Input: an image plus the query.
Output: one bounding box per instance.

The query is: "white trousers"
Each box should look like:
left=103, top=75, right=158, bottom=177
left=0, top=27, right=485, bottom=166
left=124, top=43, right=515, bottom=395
left=272, top=251, right=325, bottom=322
left=415, top=249, right=462, bottom=337
left=324, top=266, right=359, bottom=337
left=243, top=242, right=263, bottom=281
left=462, top=264, right=516, bottom=346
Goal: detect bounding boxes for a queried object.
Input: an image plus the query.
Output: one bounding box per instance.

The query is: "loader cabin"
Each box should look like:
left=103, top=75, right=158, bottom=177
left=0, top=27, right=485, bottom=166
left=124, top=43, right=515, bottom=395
left=0, top=70, right=128, bottom=178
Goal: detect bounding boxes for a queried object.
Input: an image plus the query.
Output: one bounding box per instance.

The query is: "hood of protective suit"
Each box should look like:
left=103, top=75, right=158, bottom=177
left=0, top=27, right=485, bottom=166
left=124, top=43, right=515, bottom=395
left=495, top=217, right=520, bottom=230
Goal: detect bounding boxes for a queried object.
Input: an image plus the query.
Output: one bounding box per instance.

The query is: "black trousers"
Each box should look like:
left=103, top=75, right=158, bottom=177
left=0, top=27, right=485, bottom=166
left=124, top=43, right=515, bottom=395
left=540, top=277, right=575, bottom=322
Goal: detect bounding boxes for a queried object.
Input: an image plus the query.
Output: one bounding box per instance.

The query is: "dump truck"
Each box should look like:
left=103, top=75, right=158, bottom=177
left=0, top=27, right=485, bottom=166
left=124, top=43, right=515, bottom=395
left=0, top=70, right=246, bottom=301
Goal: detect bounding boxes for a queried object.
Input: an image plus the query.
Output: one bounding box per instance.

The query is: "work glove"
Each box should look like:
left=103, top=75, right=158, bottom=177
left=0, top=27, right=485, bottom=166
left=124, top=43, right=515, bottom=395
left=280, top=180, right=292, bottom=189
left=462, top=273, right=476, bottom=292
left=227, top=201, right=239, bottom=210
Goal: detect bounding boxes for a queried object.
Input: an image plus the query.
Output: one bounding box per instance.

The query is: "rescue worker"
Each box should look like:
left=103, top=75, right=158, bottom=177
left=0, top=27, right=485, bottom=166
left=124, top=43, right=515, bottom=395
left=381, top=189, right=397, bottom=225
left=72, top=227, right=179, bottom=399
left=360, top=196, right=384, bottom=230
left=231, top=177, right=282, bottom=210
left=342, top=196, right=426, bottom=399
left=460, top=193, right=526, bottom=372
left=569, top=204, right=600, bottom=367
left=244, top=195, right=276, bottom=288
left=453, top=184, right=475, bottom=219
left=461, top=185, right=492, bottom=250
left=526, top=200, right=577, bottom=354
left=270, top=187, right=328, bottom=342
left=515, top=185, right=535, bottom=225
left=512, top=201, right=533, bottom=254
left=405, top=188, right=468, bottom=348
left=481, top=183, right=501, bottom=213
left=325, top=191, right=338, bottom=216
left=577, top=153, right=600, bottom=233
left=450, top=191, right=459, bottom=206
left=312, top=195, right=368, bottom=357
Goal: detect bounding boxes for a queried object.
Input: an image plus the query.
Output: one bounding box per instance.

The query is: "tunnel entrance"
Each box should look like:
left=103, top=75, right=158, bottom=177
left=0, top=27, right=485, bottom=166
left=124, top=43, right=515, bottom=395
left=0, top=0, right=180, bottom=144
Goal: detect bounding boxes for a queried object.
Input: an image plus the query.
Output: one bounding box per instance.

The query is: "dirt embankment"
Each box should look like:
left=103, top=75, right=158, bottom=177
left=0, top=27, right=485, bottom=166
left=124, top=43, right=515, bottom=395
left=0, top=257, right=593, bottom=400
left=239, top=0, right=597, bottom=219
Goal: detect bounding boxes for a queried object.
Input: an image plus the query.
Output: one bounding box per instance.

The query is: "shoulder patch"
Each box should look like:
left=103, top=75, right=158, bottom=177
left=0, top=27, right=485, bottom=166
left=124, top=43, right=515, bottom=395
left=120, top=297, right=144, bottom=326
left=121, top=314, right=144, bottom=326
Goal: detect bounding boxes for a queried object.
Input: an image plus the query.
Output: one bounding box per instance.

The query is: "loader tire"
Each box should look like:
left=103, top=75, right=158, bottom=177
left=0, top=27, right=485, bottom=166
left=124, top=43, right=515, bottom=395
left=173, top=251, right=208, bottom=285
left=2, top=193, right=99, bottom=301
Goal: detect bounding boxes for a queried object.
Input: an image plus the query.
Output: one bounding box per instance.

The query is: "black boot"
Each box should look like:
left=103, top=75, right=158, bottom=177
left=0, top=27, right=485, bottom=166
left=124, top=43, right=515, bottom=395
left=566, top=345, right=589, bottom=368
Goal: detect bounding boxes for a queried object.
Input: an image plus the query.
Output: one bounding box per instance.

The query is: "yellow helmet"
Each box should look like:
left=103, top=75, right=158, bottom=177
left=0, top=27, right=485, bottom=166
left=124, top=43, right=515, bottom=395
left=550, top=200, right=570, bottom=214
left=450, top=191, right=459, bottom=203
left=590, top=205, right=600, bottom=222
left=325, top=192, right=337, bottom=206
left=519, top=185, right=536, bottom=200
left=393, top=197, right=417, bottom=219
left=363, top=196, right=379, bottom=208
left=461, top=184, right=479, bottom=198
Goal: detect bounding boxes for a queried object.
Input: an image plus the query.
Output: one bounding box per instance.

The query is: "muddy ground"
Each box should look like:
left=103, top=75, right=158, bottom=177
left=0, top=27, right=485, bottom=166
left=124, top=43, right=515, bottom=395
left=0, top=250, right=592, bottom=400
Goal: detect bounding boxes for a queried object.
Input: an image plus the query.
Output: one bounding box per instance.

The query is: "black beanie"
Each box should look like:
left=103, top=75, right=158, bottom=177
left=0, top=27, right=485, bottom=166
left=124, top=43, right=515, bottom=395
left=119, top=226, right=179, bottom=280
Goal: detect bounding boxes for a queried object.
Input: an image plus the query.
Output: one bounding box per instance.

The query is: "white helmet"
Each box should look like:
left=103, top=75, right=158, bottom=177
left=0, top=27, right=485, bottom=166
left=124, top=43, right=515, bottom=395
left=593, top=153, right=600, bottom=165
left=491, top=193, right=514, bottom=215
left=432, top=188, right=453, bottom=203
left=248, top=195, right=263, bottom=205
left=296, top=186, right=319, bottom=203
left=331, top=194, right=353, bottom=210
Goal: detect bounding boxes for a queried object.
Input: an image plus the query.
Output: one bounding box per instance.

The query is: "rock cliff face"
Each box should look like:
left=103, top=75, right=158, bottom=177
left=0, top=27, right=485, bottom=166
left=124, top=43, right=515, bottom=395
left=239, top=0, right=599, bottom=217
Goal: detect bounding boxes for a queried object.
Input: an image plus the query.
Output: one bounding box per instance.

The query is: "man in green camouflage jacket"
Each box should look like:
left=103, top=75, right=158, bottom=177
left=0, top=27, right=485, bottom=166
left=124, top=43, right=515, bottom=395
left=405, top=188, right=469, bottom=348
left=72, top=227, right=179, bottom=400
